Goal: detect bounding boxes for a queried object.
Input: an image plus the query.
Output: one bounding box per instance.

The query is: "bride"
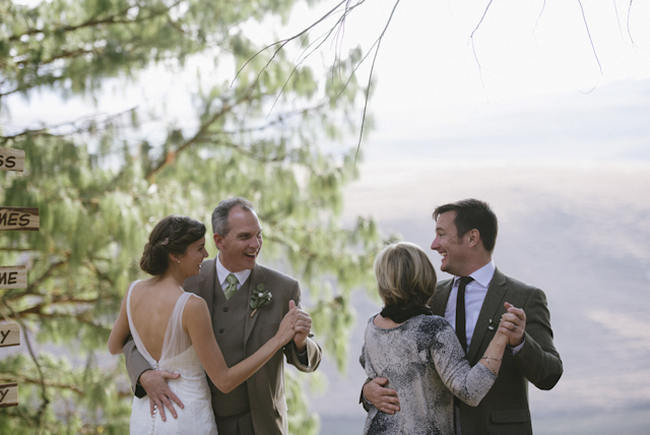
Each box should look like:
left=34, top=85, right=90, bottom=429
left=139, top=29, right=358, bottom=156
left=108, top=215, right=300, bottom=434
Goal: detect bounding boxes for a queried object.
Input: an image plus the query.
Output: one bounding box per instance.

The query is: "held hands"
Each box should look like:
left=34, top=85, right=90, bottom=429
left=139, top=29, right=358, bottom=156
left=289, top=299, right=312, bottom=351
left=139, top=369, right=184, bottom=421
left=277, top=300, right=313, bottom=348
left=363, top=377, right=400, bottom=414
left=498, top=302, right=526, bottom=346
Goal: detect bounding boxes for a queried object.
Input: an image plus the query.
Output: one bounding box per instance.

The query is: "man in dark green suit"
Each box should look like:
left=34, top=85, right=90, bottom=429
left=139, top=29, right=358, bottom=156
left=124, top=198, right=321, bottom=434
left=362, top=198, right=562, bottom=434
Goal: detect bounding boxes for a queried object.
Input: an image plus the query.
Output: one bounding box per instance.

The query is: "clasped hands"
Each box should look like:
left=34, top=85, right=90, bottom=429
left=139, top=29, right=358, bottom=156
left=287, top=299, right=312, bottom=352
left=363, top=302, right=527, bottom=415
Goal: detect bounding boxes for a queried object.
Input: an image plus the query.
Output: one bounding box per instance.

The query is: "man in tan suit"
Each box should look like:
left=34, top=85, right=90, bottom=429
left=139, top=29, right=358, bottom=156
left=124, top=197, right=321, bottom=434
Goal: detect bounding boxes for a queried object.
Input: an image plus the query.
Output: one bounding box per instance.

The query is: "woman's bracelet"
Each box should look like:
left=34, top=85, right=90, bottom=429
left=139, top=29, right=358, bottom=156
left=480, top=356, right=502, bottom=362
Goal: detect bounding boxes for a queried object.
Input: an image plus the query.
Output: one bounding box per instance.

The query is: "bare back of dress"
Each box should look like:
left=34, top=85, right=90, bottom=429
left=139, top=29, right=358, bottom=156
left=126, top=280, right=217, bottom=434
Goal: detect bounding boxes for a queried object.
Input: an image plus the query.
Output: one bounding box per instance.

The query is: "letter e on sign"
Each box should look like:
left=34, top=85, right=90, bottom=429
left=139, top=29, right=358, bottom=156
left=0, top=266, right=26, bottom=289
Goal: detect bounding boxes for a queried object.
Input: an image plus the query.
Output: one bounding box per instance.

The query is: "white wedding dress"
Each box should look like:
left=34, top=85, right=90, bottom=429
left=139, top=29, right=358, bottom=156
left=126, top=281, right=218, bottom=434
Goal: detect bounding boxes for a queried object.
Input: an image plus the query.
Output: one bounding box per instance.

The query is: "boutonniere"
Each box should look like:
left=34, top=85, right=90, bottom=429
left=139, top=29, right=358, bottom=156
left=250, top=283, right=272, bottom=318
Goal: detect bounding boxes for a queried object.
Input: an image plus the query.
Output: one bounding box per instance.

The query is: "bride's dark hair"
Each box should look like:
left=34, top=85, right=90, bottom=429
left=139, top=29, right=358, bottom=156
left=140, top=215, right=206, bottom=275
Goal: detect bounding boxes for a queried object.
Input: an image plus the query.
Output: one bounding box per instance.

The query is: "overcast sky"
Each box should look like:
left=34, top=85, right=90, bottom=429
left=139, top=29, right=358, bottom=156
left=284, top=0, right=650, bottom=164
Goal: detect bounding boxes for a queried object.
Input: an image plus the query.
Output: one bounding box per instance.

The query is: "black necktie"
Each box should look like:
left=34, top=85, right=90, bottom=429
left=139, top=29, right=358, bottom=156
left=455, top=276, right=474, bottom=353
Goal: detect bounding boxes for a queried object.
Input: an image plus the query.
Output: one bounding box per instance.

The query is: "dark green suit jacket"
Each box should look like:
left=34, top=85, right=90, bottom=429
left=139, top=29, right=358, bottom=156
left=429, top=268, right=563, bottom=435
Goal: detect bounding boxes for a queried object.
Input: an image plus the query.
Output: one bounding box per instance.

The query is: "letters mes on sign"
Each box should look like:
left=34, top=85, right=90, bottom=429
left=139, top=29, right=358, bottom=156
left=0, top=207, right=38, bottom=231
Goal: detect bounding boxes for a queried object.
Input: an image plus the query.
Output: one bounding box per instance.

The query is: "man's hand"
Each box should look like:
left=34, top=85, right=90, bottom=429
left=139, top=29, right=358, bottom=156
left=363, top=377, right=400, bottom=414
left=139, top=369, right=184, bottom=421
left=289, top=300, right=312, bottom=352
left=500, top=302, right=526, bottom=347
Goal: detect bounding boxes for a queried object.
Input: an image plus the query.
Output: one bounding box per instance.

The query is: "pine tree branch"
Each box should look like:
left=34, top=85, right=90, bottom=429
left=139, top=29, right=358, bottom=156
left=83, top=260, right=116, bottom=287
left=26, top=256, right=70, bottom=295
left=206, top=137, right=288, bottom=162
left=626, top=0, right=635, bottom=44
left=470, top=0, right=494, bottom=86
left=15, top=47, right=97, bottom=67
left=7, top=1, right=183, bottom=42
left=577, top=0, right=603, bottom=73
left=232, top=0, right=354, bottom=87
left=13, top=294, right=106, bottom=319
left=0, top=372, right=83, bottom=395
left=0, top=107, right=136, bottom=143
left=355, top=0, right=400, bottom=160
left=144, top=90, right=268, bottom=182
left=234, top=0, right=402, bottom=164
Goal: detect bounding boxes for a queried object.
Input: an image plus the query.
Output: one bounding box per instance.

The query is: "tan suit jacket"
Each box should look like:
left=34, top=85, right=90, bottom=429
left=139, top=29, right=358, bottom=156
left=429, top=268, right=563, bottom=435
left=124, top=259, right=321, bottom=435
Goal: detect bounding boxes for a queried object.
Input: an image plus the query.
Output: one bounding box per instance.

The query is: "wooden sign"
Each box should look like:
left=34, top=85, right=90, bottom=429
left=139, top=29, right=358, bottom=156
left=0, top=266, right=26, bottom=289
left=0, top=321, right=20, bottom=347
left=0, top=147, right=24, bottom=172
left=0, top=383, right=18, bottom=407
left=0, top=207, right=38, bottom=231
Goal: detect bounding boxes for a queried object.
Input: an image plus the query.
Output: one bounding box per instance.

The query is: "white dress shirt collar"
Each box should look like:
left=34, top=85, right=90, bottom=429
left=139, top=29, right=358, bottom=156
left=454, top=260, right=495, bottom=288
left=215, top=255, right=252, bottom=288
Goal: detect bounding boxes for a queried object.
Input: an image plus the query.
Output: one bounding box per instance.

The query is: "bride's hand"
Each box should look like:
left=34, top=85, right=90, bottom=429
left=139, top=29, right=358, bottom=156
left=276, top=301, right=300, bottom=344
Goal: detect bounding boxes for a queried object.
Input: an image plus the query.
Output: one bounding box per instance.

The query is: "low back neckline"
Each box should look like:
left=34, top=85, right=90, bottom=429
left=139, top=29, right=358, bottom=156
left=126, top=280, right=189, bottom=365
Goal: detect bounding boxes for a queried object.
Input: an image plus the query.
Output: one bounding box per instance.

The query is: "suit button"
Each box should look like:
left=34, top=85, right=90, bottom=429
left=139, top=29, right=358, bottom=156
left=219, top=328, right=224, bottom=334
left=223, top=307, right=229, bottom=312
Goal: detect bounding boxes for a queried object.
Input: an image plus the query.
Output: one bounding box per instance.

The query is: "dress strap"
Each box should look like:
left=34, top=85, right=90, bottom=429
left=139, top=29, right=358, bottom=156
left=160, top=291, right=194, bottom=362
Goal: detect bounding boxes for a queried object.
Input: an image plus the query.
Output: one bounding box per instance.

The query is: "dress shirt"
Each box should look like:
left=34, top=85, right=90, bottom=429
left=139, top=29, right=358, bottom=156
left=216, top=256, right=251, bottom=291
left=444, top=261, right=495, bottom=350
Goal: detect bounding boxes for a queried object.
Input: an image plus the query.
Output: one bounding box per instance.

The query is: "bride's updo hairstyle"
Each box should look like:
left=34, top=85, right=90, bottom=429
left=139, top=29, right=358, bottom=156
left=140, top=215, right=206, bottom=275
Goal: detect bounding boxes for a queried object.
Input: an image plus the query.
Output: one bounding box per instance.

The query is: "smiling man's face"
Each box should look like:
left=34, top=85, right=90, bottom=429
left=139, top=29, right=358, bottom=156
left=430, top=210, right=472, bottom=276
left=214, top=205, right=263, bottom=272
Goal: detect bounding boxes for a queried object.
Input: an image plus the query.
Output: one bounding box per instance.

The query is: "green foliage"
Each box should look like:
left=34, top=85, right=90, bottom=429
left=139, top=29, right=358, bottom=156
left=1, top=0, right=385, bottom=433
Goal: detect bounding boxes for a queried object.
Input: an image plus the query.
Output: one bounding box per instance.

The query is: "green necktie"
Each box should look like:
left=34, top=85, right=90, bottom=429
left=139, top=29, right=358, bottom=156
left=223, top=273, right=239, bottom=300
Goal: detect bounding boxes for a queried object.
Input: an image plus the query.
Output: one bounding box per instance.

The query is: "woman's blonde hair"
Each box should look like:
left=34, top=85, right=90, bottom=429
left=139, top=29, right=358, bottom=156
left=374, top=242, right=437, bottom=306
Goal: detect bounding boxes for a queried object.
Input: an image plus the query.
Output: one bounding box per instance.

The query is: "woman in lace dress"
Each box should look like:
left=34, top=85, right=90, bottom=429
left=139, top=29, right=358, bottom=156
left=108, top=216, right=301, bottom=434
left=360, top=242, right=510, bottom=435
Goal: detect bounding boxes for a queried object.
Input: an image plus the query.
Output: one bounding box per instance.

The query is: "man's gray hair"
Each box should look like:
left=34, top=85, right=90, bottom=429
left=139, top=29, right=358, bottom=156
left=211, top=197, right=255, bottom=236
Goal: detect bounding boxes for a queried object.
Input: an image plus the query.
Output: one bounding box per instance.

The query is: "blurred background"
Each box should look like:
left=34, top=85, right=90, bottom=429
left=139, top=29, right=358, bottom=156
left=2, top=0, right=649, bottom=433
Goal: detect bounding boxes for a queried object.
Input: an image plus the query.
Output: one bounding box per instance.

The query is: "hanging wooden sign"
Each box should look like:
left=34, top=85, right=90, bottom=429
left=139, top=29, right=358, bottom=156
left=0, top=321, right=20, bottom=347
left=0, top=147, right=24, bottom=172
left=0, top=266, right=26, bottom=289
left=0, top=207, right=39, bottom=231
left=0, top=382, right=18, bottom=407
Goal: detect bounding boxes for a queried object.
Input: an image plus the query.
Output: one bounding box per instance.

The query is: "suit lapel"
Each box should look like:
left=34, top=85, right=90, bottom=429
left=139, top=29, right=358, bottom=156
left=197, top=258, right=216, bottom=316
left=431, top=279, right=453, bottom=316
left=243, top=265, right=258, bottom=345
left=202, top=258, right=219, bottom=330
left=467, top=268, right=507, bottom=362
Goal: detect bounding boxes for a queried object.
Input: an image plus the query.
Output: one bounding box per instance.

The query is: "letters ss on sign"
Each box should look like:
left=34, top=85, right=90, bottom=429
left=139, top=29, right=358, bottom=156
left=0, top=147, right=25, bottom=172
